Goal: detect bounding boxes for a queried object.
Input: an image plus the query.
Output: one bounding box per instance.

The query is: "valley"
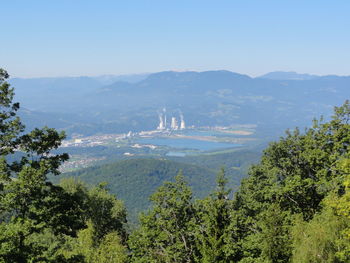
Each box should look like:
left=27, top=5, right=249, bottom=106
left=11, top=69, right=350, bottom=223
left=58, top=124, right=257, bottom=172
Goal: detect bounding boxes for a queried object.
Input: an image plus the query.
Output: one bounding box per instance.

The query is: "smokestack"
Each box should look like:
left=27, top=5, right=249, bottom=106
left=163, top=108, right=167, bottom=129
left=157, top=113, right=165, bottom=130
left=171, top=117, right=178, bottom=130
left=180, top=113, right=186, bottom=130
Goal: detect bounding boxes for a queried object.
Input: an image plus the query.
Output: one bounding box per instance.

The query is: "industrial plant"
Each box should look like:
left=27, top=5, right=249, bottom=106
left=157, top=110, right=185, bottom=130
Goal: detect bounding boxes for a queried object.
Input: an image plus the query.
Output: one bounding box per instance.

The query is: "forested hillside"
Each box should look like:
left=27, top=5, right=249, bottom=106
left=2, top=68, right=350, bottom=262
left=61, top=159, right=217, bottom=221
left=58, top=150, right=261, bottom=221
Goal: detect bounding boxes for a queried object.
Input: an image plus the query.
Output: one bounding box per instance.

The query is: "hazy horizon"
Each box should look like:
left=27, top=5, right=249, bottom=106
left=2, top=1, right=349, bottom=78
left=9, top=69, right=350, bottom=80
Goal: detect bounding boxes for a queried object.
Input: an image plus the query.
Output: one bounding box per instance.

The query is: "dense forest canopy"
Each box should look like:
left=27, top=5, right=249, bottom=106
left=1, top=67, right=350, bottom=262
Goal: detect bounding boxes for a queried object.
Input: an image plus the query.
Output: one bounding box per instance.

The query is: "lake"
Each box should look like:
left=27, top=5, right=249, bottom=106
left=137, top=137, right=240, bottom=151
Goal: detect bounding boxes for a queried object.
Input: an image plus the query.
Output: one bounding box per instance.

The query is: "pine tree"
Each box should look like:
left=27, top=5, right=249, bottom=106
left=194, top=168, right=232, bottom=262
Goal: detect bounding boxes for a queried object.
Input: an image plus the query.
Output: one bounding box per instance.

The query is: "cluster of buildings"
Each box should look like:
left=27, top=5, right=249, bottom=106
left=61, top=110, right=188, bottom=150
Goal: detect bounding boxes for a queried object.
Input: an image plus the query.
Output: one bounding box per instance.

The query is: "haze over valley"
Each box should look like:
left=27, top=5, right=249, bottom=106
left=2, top=1, right=350, bottom=261
left=10, top=69, right=350, bottom=220
left=13, top=70, right=349, bottom=138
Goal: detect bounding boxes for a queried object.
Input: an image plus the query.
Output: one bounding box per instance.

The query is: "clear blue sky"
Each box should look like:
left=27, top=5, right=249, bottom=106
left=2, top=0, right=349, bottom=77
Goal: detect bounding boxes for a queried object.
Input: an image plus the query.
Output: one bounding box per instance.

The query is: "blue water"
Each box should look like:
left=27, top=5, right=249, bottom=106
left=181, top=130, right=229, bottom=137
left=137, top=137, right=240, bottom=151
left=166, top=151, right=187, bottom=157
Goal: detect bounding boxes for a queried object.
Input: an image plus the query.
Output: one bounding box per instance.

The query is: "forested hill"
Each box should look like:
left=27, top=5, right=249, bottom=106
left=62, top=159, right=217, bottom=219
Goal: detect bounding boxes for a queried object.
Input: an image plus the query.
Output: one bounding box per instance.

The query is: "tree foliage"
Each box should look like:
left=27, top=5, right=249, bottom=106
left=129, top=171, right=198, bottom=262
left=223, top=100, right=350, bottom=262
left=0, top=69, right=127, bottom=262
left=194, top=168, right=232, bottom=263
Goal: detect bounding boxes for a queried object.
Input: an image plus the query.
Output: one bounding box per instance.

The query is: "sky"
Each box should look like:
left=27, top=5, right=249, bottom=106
left=1, top=0, right=350, bottom=78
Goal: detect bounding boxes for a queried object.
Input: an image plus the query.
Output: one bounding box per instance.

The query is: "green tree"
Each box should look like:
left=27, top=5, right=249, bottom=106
left=194, top=168, right=232, bottom=263
left=129, top=171, right=197, bottom=263
left=0, top=68, right=24, bottom=158
left=0, top=69, right=133, bottom=262
left=0, top=69, right=71, bottom=261
left=59, top=220, right=128, bottom=263
left=54, top=179, right=128, bottom=262
left=322, top=158, right=350, bottom=262
left=225, top=101, right=350, bottom=262
left=87, top=182, right=127, bottom=243
left=291, top=208, right=346, bottom=263
left=59, top=178, right=127, bottom=243
left=258, top=203, right=292, bottom=263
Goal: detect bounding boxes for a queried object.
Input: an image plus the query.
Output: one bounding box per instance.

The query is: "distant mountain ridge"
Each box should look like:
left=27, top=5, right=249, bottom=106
left=259, top=71, right=319, bottom=80
left=9, top=70, right=350, bottom=137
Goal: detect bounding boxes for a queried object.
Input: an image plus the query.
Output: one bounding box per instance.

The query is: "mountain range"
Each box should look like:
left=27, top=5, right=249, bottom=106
left=259, top=71, right=319, bottom=80
left=10, top=70, right=350, bottom=138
